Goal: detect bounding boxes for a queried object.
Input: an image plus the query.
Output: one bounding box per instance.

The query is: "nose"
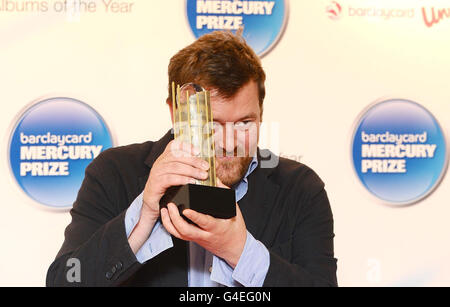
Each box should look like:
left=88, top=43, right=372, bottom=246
left=224, top=131, right=236, bottom=154
left=215, top=123, right=237, bottom=156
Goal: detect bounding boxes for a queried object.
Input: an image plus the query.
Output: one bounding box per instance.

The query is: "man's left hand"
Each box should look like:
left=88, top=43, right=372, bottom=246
left=160, top=181, right=247, bottom=269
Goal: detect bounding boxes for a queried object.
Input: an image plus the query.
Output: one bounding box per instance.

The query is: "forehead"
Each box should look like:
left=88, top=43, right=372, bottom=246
left=209, top=81, right=260, bottom=123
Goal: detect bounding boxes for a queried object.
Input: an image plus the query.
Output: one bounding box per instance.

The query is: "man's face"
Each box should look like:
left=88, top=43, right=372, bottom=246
left=209, top=81, right=261, bottom=187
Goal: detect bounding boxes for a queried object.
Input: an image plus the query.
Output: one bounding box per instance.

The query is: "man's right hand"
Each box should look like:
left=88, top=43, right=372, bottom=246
left=128, top=140, right=210, bottom=254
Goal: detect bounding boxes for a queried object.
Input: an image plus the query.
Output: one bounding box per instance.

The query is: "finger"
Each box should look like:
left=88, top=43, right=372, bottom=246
left=165, top=141, right=208, bottom=169
left=167, top=203, right=206, bottom=240
left=216, top=177, right=230, bottom=189
left=160, top=207, right=183, bottom=239
left=163, top=154, right=210, bottom=171
left=183, top=209, right=215, bottom=231
left=160, top=174, right=196, bottom=190
left=167, top=140, right=201, bottom=157
left=162, top=162, right=209, bottom=181
left=160, top=141, right=209, bottom=172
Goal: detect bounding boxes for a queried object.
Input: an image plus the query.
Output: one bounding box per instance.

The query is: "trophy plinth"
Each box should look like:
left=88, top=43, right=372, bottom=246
left=160, top=184, right=236, bottom=219
left=159, top=83, right=236, bottom=219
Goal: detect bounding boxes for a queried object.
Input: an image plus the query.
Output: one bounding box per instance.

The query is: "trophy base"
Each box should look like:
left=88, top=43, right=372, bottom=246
left=159, top=184, right=236, bottom=219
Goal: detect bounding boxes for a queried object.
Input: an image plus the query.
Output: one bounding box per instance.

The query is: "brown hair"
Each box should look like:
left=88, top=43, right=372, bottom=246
left=168, top=31, right=266, bottom=113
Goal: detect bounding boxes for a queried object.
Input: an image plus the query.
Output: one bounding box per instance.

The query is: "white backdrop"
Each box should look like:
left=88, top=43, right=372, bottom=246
left=1, top=0, right=449, bottom=286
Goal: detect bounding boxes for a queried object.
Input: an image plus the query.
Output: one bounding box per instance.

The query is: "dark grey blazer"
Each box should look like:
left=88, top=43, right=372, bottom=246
left=46, top=131, right=337, bottom=287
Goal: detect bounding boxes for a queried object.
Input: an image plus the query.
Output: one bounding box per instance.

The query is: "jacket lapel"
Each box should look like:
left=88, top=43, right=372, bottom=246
left=145, top=130, right=174, bottom=167
left=238, top=149, right=280, bottom=239
left=137, top=130, right=174, bottom=191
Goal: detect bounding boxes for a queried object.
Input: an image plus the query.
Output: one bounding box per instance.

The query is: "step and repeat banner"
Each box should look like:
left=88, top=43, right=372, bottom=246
left=1, top=0, right=449, bottom=286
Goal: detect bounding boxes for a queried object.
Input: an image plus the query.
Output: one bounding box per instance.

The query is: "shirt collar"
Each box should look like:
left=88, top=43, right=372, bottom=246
left=241, top=154, right=259, bottom=184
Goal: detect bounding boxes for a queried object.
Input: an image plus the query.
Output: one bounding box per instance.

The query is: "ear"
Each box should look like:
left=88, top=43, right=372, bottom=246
left=166, top=98, right=174, bottom=124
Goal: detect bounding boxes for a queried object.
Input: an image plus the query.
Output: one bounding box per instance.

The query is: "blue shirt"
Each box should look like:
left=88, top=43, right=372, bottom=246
left=124, top=156, right=270, bottom=287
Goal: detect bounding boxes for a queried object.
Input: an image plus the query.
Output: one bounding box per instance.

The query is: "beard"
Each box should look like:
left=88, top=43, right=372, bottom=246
left=215, top=155, right=253, bottom=187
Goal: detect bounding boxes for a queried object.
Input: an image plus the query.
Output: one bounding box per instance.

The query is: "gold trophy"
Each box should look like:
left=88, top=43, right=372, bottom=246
left=159, top=83, right=236, bottom=219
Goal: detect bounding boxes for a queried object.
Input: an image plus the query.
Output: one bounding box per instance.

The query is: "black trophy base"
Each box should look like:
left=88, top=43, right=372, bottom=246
left=160, top=184, right=236, bottom=219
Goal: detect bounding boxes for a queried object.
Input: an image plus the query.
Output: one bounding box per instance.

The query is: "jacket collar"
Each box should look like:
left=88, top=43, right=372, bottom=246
left=239, top=149, right=280, bottom=239
left=144, top=129, right=174, bottom=168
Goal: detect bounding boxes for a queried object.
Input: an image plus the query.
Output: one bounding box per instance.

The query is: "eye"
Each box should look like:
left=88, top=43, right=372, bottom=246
left=234, top=121, right=253, bottom=130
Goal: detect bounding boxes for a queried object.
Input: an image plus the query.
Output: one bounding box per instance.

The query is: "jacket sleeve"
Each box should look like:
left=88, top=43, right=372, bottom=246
left=263, top=175, right=338, bottom=287
left=46, top=155, right=143, bottom=287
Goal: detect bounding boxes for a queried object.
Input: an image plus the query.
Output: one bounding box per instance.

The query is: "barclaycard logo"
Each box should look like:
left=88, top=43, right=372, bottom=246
left=186, top=0, right=289, bottom=57
left=8, top=97, right=113, bottom=209
left=326, top=1, right=342, bottom=20
left=327, top=1, right=415, bottom=21
left=351, top=99, right=448, bottom=206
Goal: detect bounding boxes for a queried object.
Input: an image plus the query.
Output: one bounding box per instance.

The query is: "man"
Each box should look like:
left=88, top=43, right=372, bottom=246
left=46, top=31, right=337, bottom=287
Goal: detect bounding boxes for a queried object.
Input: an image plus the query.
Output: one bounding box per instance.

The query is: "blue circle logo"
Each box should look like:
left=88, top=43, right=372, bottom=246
left=186, top=0, right=289, bottom=56
left=9, top=97, right=113, bottom=208
left=352, top=99, right=448, bottom=205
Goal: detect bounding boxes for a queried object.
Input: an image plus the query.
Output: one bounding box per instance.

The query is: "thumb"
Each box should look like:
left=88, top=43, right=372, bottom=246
left=216, top=177, right=230, bottom=189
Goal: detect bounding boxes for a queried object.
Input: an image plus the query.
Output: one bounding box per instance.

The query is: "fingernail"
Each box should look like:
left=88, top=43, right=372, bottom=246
left=193, top=147, right=200, bottom=156
left=202, top=162, right=210, bottom=170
